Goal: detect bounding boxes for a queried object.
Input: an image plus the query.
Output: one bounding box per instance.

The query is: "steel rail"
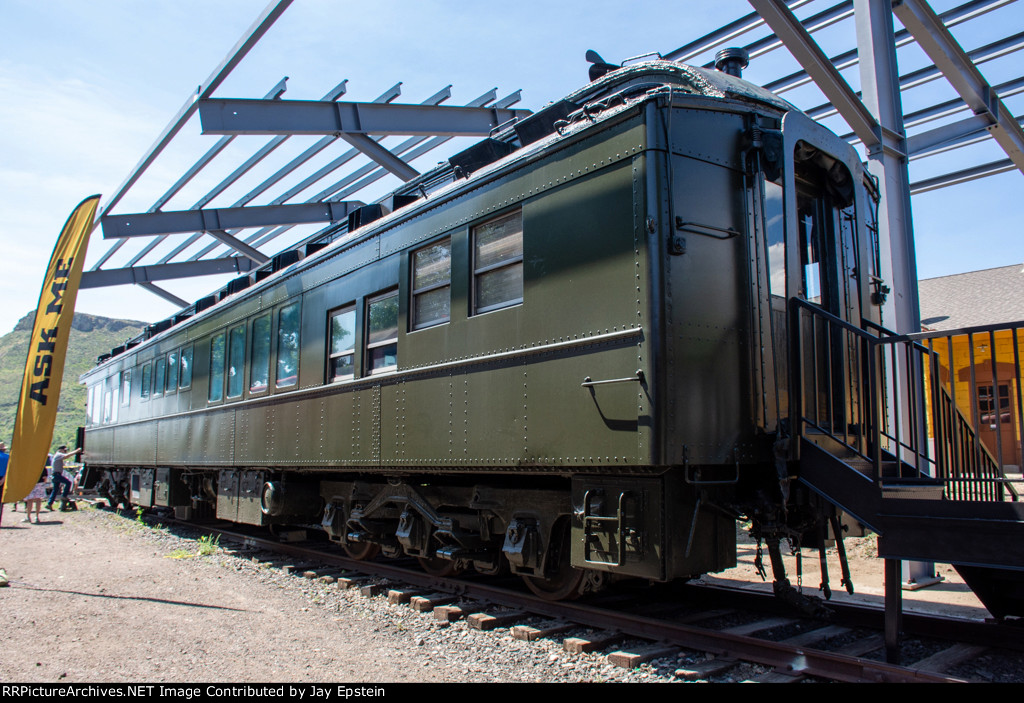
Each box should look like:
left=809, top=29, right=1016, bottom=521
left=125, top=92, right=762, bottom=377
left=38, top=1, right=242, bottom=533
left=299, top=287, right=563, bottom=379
left=177, top=520, right=967, bottom=684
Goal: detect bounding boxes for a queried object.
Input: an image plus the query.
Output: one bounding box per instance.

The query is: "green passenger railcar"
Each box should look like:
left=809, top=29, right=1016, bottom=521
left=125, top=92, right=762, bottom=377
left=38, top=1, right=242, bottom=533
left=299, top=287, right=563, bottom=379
left=82, top=59, right=879, bottom=599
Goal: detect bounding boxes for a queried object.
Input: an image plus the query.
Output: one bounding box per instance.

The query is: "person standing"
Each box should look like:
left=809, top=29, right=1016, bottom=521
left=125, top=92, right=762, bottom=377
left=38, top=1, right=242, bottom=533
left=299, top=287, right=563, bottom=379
left=23, top=464, right=48, bottom=524
left=46, top=445, right=81, bottom=511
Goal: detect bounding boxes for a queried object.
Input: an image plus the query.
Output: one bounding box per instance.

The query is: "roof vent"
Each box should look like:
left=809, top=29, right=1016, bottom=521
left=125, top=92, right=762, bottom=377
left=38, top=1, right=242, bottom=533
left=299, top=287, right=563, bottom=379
left=226, top=274, right=251, bottom=296
left=347, top=203, right=390, bottom=232
left=195, top=295, right=217, bottom=313
left=306, top=240, right=329, bottom=257
left=514, top=100, right=581, bottom=146
left=272, top=249, right=301, bottom=273
left=448, top=138, right=517, bottom=179
left=715, top=48, right=749, bottom=78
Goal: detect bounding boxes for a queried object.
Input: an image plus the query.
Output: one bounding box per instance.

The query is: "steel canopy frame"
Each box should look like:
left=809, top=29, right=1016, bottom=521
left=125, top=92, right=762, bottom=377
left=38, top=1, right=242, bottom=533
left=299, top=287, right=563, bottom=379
left=87, top=0, right=1023, bottom=331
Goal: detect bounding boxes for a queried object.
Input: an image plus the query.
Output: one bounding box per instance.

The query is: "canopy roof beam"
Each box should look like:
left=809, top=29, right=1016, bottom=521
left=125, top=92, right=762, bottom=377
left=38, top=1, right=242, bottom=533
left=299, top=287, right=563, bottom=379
left=96, top=0, right=294, bottom=224
left=892, top=0, right=1024, bottom=174
left=137, top=282, right=190, bottom=309
left=102, top=201, right=361, bottom=239
left=747, top=0, right=882, bottom=148
left=198, top=98, right=528, bottom=137
left=80, top=257, right=258, bottom=289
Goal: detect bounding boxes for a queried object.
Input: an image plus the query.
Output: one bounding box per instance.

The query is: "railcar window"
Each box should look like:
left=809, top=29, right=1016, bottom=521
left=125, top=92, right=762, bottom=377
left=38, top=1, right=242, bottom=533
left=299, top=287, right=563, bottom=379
left=121, top=370, right=131, bottom=406
left=473, top=210, right=523, bottom=314
left=797, top=191, right=823, bottom=304
left=89, top=385, right=100, bottom=424
left=411, top=238, right=451, bottom=329
left=180, top=346, right=193, bottom=389
left=110, top=385, right=119, bottom=423
left=250, top=314, right=271, bottom=393
left=367, top=291, right=398, bottom=374
left=764, top=180, right=786, bottom=297
left=166, top=351, right=178, bottom=394
left=102, top=388, right=112, bottom=424
left=276, top=303, right=300, bottom=388
left=209, top=332, right=226, bottom=402
left=141, top=363, right=152, bottom=401
left=153, top=357, right=166, bottom=398
left=227, top=324, right=246, bottom=398
left=329, top=307, right=356, bottom=381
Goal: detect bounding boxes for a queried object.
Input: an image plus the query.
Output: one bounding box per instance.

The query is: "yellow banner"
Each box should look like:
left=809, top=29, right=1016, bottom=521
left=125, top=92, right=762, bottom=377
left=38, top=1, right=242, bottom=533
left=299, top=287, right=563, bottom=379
left=3, top=195, right=100, bottom=504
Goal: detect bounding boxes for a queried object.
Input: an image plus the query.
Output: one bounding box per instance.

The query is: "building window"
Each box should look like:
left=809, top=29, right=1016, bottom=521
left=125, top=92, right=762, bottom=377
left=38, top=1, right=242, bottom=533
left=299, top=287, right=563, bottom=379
left=141, top=363, right=152, bottom=401
left=473, top=210, right=523, bottom=314
left=180, top=346, right=193, bottom=389
left=209, top=332, right=225, bottom=402
left=153, top=357, right=166, bottom=398
left=227, top=324, right=246, bottom=398
left=276, top=302, right=300, bottom=389
left=367, top=291, right=398, bottom=374
left=166, top=351, right=178, bottom=394
left=250, top=314, right=271, bottom=393
left=121, top=370, right=131, bottom=406
left=411, top=238, right=451, bottom=329
left=329, top=307, right=356, bottom=381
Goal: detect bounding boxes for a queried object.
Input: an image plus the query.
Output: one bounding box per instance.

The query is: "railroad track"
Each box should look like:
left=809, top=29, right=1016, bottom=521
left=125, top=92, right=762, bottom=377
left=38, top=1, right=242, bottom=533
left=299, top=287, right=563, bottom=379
left=133, top=508, right=1021, bottom=684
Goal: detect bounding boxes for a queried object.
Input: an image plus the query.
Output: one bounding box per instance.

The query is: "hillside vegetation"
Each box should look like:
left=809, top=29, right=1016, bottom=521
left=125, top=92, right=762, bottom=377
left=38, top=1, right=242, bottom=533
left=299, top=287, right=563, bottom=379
left=0, top=311, right=145, bottom=450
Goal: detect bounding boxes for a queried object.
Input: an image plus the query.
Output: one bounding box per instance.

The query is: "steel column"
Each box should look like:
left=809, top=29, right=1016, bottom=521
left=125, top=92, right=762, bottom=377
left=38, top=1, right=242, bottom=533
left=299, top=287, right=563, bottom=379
left=854, top=0, right=919, bottom=333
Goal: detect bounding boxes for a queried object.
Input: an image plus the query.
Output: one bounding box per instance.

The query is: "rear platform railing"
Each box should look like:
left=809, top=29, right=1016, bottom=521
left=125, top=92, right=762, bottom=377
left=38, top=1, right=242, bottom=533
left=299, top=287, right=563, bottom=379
left=790, top=299, right=1021, bottom=502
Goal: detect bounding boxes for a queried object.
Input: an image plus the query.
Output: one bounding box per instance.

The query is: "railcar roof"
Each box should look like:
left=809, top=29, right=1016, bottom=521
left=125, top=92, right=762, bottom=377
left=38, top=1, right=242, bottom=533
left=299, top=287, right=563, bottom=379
left=566, top=60, right=797, bottom=114
left=85, top=60, right=798, bottom=379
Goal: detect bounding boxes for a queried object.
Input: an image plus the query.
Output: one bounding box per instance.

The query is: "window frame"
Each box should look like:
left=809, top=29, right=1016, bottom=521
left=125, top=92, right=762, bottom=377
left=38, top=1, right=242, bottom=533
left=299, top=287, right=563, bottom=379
left=179, top=346, right=194, bottom=390
left=327, top=305, right=357, bottom=382
left=166, top=350, right=178, bottom=395
left=226, top=323, right=247, bottom=399
left=366, top=290, right=399, bottom=376
left=275, top=301, right=301, bottom=389
left=249, top=313, right=272, bottom=395
left=471, top=209, right=524, bottom=315
left=410, top=236, right=452, bottom=331
left=208, top=332, right=226, bottom=403
left=140, top=363, right=152, bottom=402
left=120, top=370, right=132, bottom=407
left=153, top=357, right=166, bottom=398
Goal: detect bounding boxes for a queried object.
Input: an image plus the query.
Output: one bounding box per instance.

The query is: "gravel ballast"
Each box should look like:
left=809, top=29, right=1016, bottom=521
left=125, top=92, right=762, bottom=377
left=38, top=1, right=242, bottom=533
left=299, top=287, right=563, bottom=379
left=0, top=507, right=708, bottom=683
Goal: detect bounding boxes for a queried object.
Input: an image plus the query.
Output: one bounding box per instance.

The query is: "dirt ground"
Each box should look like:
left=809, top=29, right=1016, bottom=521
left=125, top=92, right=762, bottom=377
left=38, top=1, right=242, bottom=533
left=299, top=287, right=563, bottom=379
left=0, top=503, right=992, bottom=683
left=0, top=505, right=470, bottom=682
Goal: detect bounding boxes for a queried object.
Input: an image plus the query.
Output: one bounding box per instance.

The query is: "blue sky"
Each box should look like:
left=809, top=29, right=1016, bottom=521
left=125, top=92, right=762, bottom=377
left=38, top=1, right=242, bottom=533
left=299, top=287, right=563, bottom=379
left=1, top=0, right=1021, bottom=335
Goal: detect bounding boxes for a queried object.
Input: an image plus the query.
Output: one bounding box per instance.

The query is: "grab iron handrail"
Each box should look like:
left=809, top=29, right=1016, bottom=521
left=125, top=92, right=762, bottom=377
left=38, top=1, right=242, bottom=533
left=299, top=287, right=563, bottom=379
left=790, top=298, right=1021, bottom=502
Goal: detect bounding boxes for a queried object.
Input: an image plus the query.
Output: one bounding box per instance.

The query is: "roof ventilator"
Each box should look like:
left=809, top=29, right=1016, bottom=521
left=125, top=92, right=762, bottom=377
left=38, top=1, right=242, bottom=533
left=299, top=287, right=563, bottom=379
left=714, top=47, right=749, bottom=78
left=514, top=100, right=581, bottom=146
left=448, top=138, right=517, bottom=179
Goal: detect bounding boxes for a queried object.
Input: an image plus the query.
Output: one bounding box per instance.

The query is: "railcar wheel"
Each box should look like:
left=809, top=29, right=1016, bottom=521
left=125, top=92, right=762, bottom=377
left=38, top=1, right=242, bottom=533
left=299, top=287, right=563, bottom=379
left=342, top=542, right=380, bottom=561
left=417, top=555, right=463, bottom=577
left=521, top=520, right=585, bottom=601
